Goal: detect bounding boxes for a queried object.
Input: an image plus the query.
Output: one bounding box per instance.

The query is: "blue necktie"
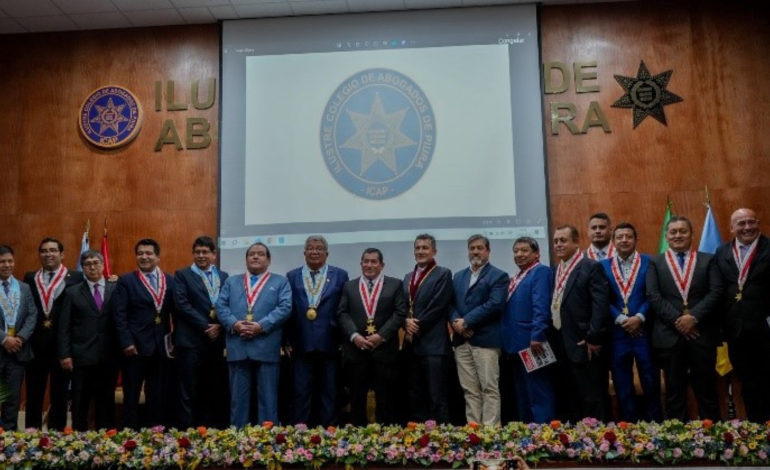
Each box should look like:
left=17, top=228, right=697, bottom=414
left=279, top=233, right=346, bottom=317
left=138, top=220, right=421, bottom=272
left=147, top=273, right=157, bottom=290
left=250, top=274, right=259, bottom=287
left=206, top=271, right=213, bottom=284
left=677, top=251, right=685, bottom=270
left=598, top=250, right=605, bottom=260
left=739, top=244, right=748, bottom=261
left=2, top=280, right=9, bottom=297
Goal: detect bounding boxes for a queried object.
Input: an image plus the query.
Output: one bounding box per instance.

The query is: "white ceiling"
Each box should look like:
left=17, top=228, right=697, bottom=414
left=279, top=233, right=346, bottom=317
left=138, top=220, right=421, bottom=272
left=0, top=0, right=619, bottom=34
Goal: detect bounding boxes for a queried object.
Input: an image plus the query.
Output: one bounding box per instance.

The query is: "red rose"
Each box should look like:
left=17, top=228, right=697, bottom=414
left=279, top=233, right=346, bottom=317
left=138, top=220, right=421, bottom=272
left=310, top=434, right=322, bottom=445
left=618, top=421, right=628, bottom=431
left=604, top=431, right=617, bottom=444
left=559, top=433, right=570, bottom=445
left=178, top=437, right=191, bottom=448
left=39, top=437, right=50, bottom=448
left=418, top=434, right=430, bottom=448
left=124, top=440, right=138, bottom=451
left=723, top=432, right=734, bottom=444
left=468, top=433, right=481, bottom=445
left=276, top=433, right=287, bottom=444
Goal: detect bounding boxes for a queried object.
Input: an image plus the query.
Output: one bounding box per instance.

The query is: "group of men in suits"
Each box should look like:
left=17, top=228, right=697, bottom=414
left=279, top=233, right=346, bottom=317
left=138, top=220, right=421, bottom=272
left=0, top=205, right=767, bottom=430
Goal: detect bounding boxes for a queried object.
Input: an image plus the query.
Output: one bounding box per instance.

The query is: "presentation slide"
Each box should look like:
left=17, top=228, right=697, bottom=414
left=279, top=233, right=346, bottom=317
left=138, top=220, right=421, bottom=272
left=220, top=5, right=549, bottom=277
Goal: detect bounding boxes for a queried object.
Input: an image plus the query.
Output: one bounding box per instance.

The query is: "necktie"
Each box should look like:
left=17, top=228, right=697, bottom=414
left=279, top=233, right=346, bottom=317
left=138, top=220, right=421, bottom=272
left=93, top=284, right=103, bottom=310
left=739, top=244, right=748, bottom=261
left=147, top=273, right=157, bottom=290
left=206, top=271, right=213, bottom=284
left=598, top=250, right=605, bottom=260
left=250, top=274, right=258, bottom=287
left=367, top=279, right=374, bottom=291
left=677, top=251, right=686, bottom=270
left=2, top=280, right=9, bottom=297
left=48, top=271, right=55, bottom=285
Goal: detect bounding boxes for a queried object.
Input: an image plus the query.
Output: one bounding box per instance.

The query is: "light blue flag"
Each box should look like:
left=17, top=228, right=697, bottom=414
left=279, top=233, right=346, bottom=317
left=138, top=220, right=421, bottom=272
left=76, top=229, right=90, bottom=271
left=698, top=205, right=722, bottom=254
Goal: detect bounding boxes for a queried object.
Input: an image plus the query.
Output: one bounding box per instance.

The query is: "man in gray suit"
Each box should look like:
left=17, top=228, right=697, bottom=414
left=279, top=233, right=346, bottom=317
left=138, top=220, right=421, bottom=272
left=646, top=215, right=722, bottom=421
left=59, top=250, right=120, bottom=430
left=403, top=233, right=453, bottom=423
left=0, top=245, right=38, bottom=431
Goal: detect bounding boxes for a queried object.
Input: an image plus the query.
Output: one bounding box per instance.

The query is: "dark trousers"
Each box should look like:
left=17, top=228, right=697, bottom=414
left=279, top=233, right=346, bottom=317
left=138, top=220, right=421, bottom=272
left=569, top=358, right=609, bottom=422
left=25, top=354, right=70, bottom=430
left=407, top=352, right=449, bottom=423
left=292, top=350, right=338, bottom=427
left=510, top=353, right=556, bottom=424
left=657, top=340, right=720, bottom=421
left=611, top=335, right=661, bottom=422
left=177, top=346, right=229, bottom=429
left=729, top=338, right=770, bottom=423
left=122, top=353, right=168, bottom=430
left=71, top=363, right=119, bottom=431
left=0, top=358, right=26, bottom=431
left=345, top=352, right=397, bottom=426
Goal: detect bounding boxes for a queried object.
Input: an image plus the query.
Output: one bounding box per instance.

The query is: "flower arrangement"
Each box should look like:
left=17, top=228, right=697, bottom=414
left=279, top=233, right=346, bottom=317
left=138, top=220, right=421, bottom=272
left=1, top=419, right=769, bottom=468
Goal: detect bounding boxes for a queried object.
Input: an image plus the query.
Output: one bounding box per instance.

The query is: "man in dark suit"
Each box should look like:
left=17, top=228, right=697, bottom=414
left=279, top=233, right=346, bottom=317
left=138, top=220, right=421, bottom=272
left=58, top=250, right=119, bottom=430
left=173, top=236, right=229, bottom=429
left=113, top=238, right=176, bottom=429
left=402, top=233, right=453, bottom=423
left=285, top=235, right=348, bottom=427
left=450, top=234, right=508, bottom=426
left=600, top=223, right=659, bottom=422
left=715, top=208, right=770, bottom=422
left=24, top=237, right=83, bottom=430
left=551, top=225, right=610, bottom=421
left=585, top=213, right=615, bottom=261
left=0, top=245, right=38, bottom=431
left=338, top=248, right=406, bottom=426
left=647, top=215, right=722, bottom=421
left=501, top=237, right=556, bottom=423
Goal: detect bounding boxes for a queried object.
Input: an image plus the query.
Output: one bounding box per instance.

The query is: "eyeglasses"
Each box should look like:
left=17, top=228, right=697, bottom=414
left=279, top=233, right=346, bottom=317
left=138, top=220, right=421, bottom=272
left=82, top=261, right=103, bottom=268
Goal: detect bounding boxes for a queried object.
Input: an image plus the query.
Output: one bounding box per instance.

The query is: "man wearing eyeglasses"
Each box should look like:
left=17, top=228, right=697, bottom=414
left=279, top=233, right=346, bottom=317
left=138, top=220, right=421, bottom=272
left=715, top=208, right=770, bottom=422
left=58, top=251, right=119, bottom=430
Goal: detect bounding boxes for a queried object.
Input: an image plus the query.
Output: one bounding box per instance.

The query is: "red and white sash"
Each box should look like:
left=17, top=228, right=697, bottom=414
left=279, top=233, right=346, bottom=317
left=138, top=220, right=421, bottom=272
left=732, top=239, right=759, bottom=295
left=137, top=269, right=167, bottom=314
left=35, top=266, right=68, bottom=315
left=359, top=276, right=384, bottom=321
left=244, top=272, right=271, bottom=312
left=586, top=243, right=615, bottom=261
left=610, top=253, right=642, bottom=309
left=664, top=249, right=697, bottom=306
left=508, top=262, right=540, bottom=301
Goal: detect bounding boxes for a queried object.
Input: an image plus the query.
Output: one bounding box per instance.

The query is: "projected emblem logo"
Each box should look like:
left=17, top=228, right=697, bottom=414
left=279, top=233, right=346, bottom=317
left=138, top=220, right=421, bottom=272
left=321, top=68, right=436, bottom=200
left=79, top=85, right=143, bottom=149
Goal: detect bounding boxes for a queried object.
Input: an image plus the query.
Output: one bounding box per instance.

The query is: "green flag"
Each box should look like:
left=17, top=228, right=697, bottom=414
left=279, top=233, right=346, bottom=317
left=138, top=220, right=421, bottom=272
left=658, top=197, right=674, bottom=253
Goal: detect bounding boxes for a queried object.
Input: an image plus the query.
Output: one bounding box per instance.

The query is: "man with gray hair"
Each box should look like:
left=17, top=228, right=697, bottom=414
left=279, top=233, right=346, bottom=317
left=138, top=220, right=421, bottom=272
left=285, top=235, right=349, bottom=426
left=58, top=250, right=120, bottom=430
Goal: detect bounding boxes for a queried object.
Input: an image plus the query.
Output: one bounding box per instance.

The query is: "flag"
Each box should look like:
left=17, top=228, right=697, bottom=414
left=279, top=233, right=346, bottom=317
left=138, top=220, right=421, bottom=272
left=657, top=197, right=674, bottom=253
left=101, top=220, right=112, bottom=277
left=698, top=201, right=733, bottom=376
left=76, top=221, right=90, bottom=271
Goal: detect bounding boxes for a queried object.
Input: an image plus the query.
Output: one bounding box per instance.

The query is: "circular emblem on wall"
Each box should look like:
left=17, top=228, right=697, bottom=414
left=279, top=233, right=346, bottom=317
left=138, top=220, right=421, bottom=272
left=320, top=68, right=436, bottom=200
left=79, top=85, right=143, bottom=149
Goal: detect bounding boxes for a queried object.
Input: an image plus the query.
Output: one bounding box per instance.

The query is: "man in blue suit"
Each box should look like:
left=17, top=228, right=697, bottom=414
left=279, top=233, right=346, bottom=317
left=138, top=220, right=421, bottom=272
left=285, top=235, right=348, bottom=426
left=501, top=237, right=556, bottom=423
left=599, top=223, right=660, bottom=422
left=450, top=234, right=508, bottom=425
left=216, top=242, right=291, bottom=427
left=114, top=238, right=177, bottom=429
left=174, top=236, right=229, bottom=429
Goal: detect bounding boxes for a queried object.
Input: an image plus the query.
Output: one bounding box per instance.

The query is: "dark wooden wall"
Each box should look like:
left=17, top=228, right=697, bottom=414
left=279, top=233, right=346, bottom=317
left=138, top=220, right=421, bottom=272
left=542, top=1, right=770, bottom=253
left=0, top=24, right=219, bottom=275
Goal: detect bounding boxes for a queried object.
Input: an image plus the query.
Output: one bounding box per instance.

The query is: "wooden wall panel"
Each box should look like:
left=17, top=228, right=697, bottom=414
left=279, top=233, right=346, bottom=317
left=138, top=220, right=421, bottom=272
left=541, top=1, right=770, bottom=253
left=0, top=25, right=219, bottom=274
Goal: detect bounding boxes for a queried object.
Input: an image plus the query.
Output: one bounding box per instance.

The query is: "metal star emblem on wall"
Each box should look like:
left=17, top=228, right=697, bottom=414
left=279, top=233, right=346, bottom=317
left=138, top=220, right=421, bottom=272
left=612, top=61, right=683, bottom=129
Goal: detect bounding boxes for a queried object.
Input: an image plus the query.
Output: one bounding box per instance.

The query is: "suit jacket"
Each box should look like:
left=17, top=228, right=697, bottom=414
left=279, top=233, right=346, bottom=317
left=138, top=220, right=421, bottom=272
left=173, top=266, right=229, bottom=349
left=501, top=263, right=554, bottom=355
left=285, top=265, right=349, bottom=354
left=215, top=272, right=292, bottom=363
left=646, top=251, right=723, bottom=349
left=0, top=279, right=38, bottom=363
left=338, top=275, right=406, bottom=361
left=402, top=265, right=453, bottom=356
left=113, top=270, right=176, bottom=357
left=450, top=264, right=508, bottom=349
left=58, top=280, right=120, bottom=366
left=556, top=258, right=610, bottom=363
left=24, top=269, right=84, bottom=358
left=600, top=254, right=652, bottom=341
left=715, top=235, right=770, bottom=342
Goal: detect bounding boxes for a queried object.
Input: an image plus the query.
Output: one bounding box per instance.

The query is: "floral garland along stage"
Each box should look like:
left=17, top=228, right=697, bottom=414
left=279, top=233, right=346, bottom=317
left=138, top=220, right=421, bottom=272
left=2, top=419, right=770, bottom=468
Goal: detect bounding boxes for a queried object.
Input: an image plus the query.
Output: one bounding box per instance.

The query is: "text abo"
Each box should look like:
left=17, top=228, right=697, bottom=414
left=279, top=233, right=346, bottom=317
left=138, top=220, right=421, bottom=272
left=544, top=61, right=611, bottom=135
left=154, top=78, right=216, bottom=151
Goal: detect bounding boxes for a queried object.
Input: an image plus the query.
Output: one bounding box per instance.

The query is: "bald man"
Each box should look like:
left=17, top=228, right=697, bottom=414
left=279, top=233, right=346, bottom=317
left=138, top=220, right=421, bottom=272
left=714, top=208, right=770, bottom=422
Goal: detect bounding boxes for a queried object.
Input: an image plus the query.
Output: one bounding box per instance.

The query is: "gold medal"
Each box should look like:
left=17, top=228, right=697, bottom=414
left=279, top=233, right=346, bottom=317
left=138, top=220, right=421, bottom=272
left=7, top=327, right=15, bottom=337
left=408, top=306, right=414, bottom=319
left=735, top=287, right=743, bottom=302
left=210, top=307, right=216, bottom=320
left=553, top=301, right=560, bottom=311
left=44, top=319, right=52, bottom=328
left=366, top=319, right=376, bottom=335
left=683, top=308, right=691, bottom=316
left=246, top=307, right=253, bottom=322
left=622, top=305, right=629, bottom=315
left=306, top=307, right=317, bottom=321
left=155, top=315, right=161, bottom=325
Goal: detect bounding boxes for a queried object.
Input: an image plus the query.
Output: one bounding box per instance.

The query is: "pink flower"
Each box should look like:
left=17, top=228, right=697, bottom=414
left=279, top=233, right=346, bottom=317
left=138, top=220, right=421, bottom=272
left=694, top=448, right=705, bottom=458
left=645, top=442, right=655, bottom=451
left=151, top=425, right=165, bottom=433
left=425, top=420, right=437, bottom=431
left=724, top=448, right=734, bottom=459
left=758, top=450, right=767, bottom=460
left=673, top=448, right=682, bottom=458
left=354, top=444, right=364, bottom=453
left=566, top=449, right=576, bottom=458
left=599, top=442, right=610, bottom=452
left=739, top=445, right=749, bottom=456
